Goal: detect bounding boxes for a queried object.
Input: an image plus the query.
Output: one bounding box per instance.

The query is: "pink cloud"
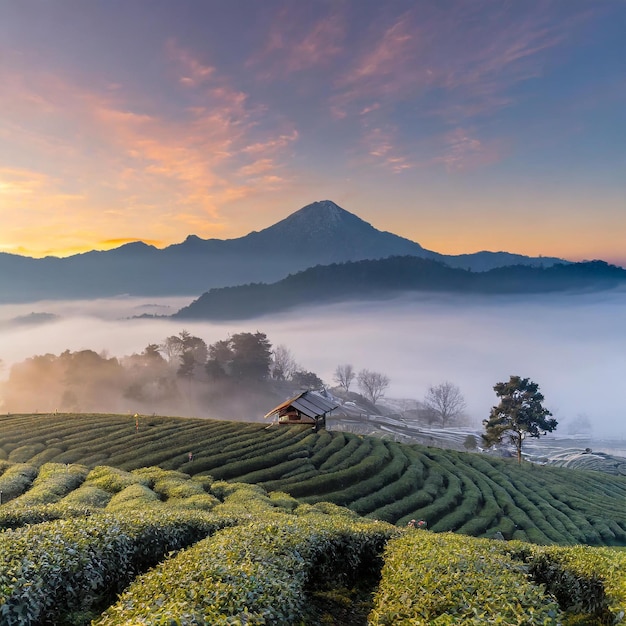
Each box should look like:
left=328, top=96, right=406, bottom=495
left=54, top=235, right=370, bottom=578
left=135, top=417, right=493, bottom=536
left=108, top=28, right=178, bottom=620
left=333, top=3, right=587, bottom=122
left=0, top=50, right=300, bottom=252
left=430, top=128, right=504, bottom=172
left=249, top=9, right=345, bottom=78
left=166, top=39, right=215, bottom=87
left=360, top=126, right=415, bottom=173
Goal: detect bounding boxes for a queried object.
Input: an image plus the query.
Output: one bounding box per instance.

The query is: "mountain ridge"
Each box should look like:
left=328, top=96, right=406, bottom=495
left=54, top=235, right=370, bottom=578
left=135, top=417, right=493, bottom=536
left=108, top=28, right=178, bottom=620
left=0, top=200, right=573, bottom=303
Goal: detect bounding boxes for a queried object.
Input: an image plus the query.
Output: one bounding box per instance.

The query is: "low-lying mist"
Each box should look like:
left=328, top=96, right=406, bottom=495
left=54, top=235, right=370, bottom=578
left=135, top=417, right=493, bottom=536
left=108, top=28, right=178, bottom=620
left=0, top=289, right=624, bottom=439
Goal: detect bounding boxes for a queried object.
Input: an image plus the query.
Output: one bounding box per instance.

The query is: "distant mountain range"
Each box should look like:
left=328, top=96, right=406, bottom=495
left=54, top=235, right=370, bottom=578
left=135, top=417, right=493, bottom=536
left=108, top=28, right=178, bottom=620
left=0, top=200, right=572, bottom=303
left=173, top=257, right=626, bottom=320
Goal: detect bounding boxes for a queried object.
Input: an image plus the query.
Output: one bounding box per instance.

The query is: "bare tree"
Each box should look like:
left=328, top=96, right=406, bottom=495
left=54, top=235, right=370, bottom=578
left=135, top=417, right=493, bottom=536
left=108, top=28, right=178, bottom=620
left=424, top=381, right=466, bottom=428
left=357, top=369, right=390, bottom=404
left=333, top=364, right=355, bottom=392
left=271, top=345, right=298, bottom=381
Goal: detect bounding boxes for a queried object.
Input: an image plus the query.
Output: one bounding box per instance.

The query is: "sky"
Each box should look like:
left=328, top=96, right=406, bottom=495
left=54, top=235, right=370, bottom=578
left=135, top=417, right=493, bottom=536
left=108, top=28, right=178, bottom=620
left=1, top=1, right=625, bottom=265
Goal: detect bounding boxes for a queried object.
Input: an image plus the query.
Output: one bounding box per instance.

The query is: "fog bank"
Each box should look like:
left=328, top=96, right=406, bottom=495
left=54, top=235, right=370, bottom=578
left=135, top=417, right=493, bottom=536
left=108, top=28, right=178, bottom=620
left=1, top=290, right=624, bottom=438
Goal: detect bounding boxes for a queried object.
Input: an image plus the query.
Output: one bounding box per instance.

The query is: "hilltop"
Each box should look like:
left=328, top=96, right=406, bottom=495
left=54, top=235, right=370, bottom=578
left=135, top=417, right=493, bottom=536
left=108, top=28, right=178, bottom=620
left=175, top=256, right=626, bottom=320
left=1, top=412, right=624, bottom=545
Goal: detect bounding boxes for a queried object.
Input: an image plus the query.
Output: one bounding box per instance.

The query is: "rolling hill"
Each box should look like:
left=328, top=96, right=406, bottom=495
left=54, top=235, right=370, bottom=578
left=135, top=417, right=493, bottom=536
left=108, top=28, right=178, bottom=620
left=174, top=256, right=626, bottom=320
left=1, top=413, right=624, bottom=545
left=1, top=412, right=625, bottom=624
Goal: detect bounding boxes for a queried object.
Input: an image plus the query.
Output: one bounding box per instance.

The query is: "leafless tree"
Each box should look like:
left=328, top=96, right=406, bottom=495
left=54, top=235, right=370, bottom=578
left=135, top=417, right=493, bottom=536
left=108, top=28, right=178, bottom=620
left=357, top=369, right=390, bottom=404
left=271, top=345, right=298, bottom=381
left=333, top=364, right=355, bottom=392
left=424, top=381, right=466, bottom=428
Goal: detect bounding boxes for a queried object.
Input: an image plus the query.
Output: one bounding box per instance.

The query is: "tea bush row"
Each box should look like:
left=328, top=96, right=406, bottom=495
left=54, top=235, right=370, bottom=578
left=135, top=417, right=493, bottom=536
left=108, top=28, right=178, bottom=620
left=0, top=510, right=238, bottom=625
left=370, top=530, right=564, bottom=625
left=95, top=513, right=398, bottom=625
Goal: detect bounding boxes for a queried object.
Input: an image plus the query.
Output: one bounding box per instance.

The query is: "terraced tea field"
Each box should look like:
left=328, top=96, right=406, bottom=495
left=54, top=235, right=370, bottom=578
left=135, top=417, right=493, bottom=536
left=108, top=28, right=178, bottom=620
left=1, top=413, right=625, bottom=545
left=0, top=464, right=624, bottom=624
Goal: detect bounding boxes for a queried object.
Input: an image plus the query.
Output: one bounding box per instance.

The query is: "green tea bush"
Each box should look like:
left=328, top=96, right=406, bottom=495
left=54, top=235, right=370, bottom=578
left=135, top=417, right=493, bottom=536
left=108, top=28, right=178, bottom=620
left=60, top=484, right=113, bottom=509
left=6, top=463, right=88, bottom=507
left=87, top=465, right=149, bottom=493
left=234, top=457, right=310, bottom=484
left=105, top=483, right=161, bottom=511
left=132, top=467, right=207, bottom=500
left=370, top=531, right=564, bottom=625
left=351, top=461, right=421, bottom=517
left=285, top=443, right=392, bottom=498
left=0, top=464, right=37, bottom=503
left=0, top=503, right=92, bottom=530
left=319, top=435, right=371, bottom=471
left=303, top=443, right=408, bottom=507
left=268, top=490, right=299, bottom=511
left=28, top=446, right=65, bottom=465
left=95, top=514, right=398, bottom=625
left=0, top=510, right=236, bottom=625
left=7, top=443, right=45, bottom=463
left=309, top=431, right=347, bottom=466
left=208, top=433, right=318, bottom=481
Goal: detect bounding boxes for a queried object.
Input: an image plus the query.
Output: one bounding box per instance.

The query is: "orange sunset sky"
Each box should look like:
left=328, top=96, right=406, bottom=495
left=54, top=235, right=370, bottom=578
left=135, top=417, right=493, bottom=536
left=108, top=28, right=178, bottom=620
left=1, top=1, right=625, bottom=265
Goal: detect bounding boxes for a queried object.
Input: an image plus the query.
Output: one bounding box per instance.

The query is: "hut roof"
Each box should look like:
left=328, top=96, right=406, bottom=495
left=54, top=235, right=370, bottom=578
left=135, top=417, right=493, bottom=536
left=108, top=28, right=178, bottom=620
left=264, top=390, right=339, bottom=420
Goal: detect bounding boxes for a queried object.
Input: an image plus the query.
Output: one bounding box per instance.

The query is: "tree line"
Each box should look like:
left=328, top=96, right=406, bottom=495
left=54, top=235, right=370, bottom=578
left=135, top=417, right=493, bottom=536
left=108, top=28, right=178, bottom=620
left=1, top=329, right=558, bottom=462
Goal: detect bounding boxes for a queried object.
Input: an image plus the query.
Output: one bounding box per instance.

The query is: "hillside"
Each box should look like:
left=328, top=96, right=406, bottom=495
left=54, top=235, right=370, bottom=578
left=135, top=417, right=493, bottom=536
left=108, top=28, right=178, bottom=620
left=1, top=413, right=624, bottom=546
left=175, top=256, right=626, bottom=320
left=1, top=413, right=625, bottom=624
left=0, top=200, right=568, bottom=303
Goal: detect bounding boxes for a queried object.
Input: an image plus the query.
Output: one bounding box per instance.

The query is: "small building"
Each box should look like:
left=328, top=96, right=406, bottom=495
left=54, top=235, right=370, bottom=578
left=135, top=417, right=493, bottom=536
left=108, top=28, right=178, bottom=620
left=264, top=390, right=338, bottom=430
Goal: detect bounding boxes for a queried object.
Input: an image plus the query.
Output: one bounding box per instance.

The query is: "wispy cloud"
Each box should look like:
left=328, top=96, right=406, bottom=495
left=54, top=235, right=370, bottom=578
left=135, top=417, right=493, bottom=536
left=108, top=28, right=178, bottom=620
left=330, top=2, right=590, bottom=171
left=0, top=41, right=300, bottom=254
left=166, top=39, right=215, bottom=87
left=249, top=8, right=345, bottom=78
left=334, top=3, right=579, bottom=119
left=430, top=128, right=504, bottom=172
left=360, top=126, right=414, bottom=173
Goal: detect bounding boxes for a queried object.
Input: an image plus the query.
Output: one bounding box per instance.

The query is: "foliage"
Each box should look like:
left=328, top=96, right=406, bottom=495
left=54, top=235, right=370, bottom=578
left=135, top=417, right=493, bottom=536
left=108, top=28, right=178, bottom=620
left=0, top=414, right=625, bottom=548
left=370, top=531, right=564, bottom=625
left=0, top=510, right=236, bottom=625
left=291, top=369, right=324, bottom=389
left=206, top=331, right=273, bottom=380
left=483, top=375, right=557, bottom=463
left=0, top=422, right=624, bottom=624
left=464, top=434, right=478, bottom=450
left=95, top=513, right=397, bottom=625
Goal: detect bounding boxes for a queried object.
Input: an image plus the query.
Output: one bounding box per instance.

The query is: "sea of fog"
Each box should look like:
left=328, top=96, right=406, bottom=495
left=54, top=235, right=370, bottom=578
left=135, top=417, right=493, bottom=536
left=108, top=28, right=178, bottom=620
left=0, top=289, right=625, bottom=439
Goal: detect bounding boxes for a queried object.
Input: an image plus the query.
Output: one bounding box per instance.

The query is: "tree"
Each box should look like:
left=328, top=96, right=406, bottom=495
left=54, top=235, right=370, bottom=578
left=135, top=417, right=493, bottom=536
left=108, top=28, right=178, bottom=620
left=205, top=332, right=273, bottom=381
left=230, top=332, right=272, bottom=380
left=424, top=381, right=466, bottom=428
left=463, top=434, right=478, bottom=451
left=291, top=370, right=323, bottom=390
left=206, top=339, right=233, bottom=379
left=357, top=369, right=390, bottom=404
left=271, top=345, right=298, bottom=381
left=333, top=364, right=355, bottom=393
left=482, top=375, right=557, bottom=464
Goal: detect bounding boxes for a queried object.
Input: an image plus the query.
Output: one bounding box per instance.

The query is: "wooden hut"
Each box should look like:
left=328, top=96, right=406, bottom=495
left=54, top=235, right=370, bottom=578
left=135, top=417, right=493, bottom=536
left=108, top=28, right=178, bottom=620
left=264, top=390, right=338, bottom=430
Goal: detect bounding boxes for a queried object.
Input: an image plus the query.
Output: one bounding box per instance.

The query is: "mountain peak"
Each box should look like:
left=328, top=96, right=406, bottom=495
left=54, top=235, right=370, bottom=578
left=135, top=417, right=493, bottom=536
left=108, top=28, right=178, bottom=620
left=263, top=199, right=379, bottom=237
left=240, top=199, right=427, bottom=264
left=297, top=199, right=347, bottom=220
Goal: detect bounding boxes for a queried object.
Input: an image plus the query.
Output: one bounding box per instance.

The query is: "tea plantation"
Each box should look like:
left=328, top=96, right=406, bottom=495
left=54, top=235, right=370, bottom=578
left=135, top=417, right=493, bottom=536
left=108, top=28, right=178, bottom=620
left=0, top=413, right=625, bottom=624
